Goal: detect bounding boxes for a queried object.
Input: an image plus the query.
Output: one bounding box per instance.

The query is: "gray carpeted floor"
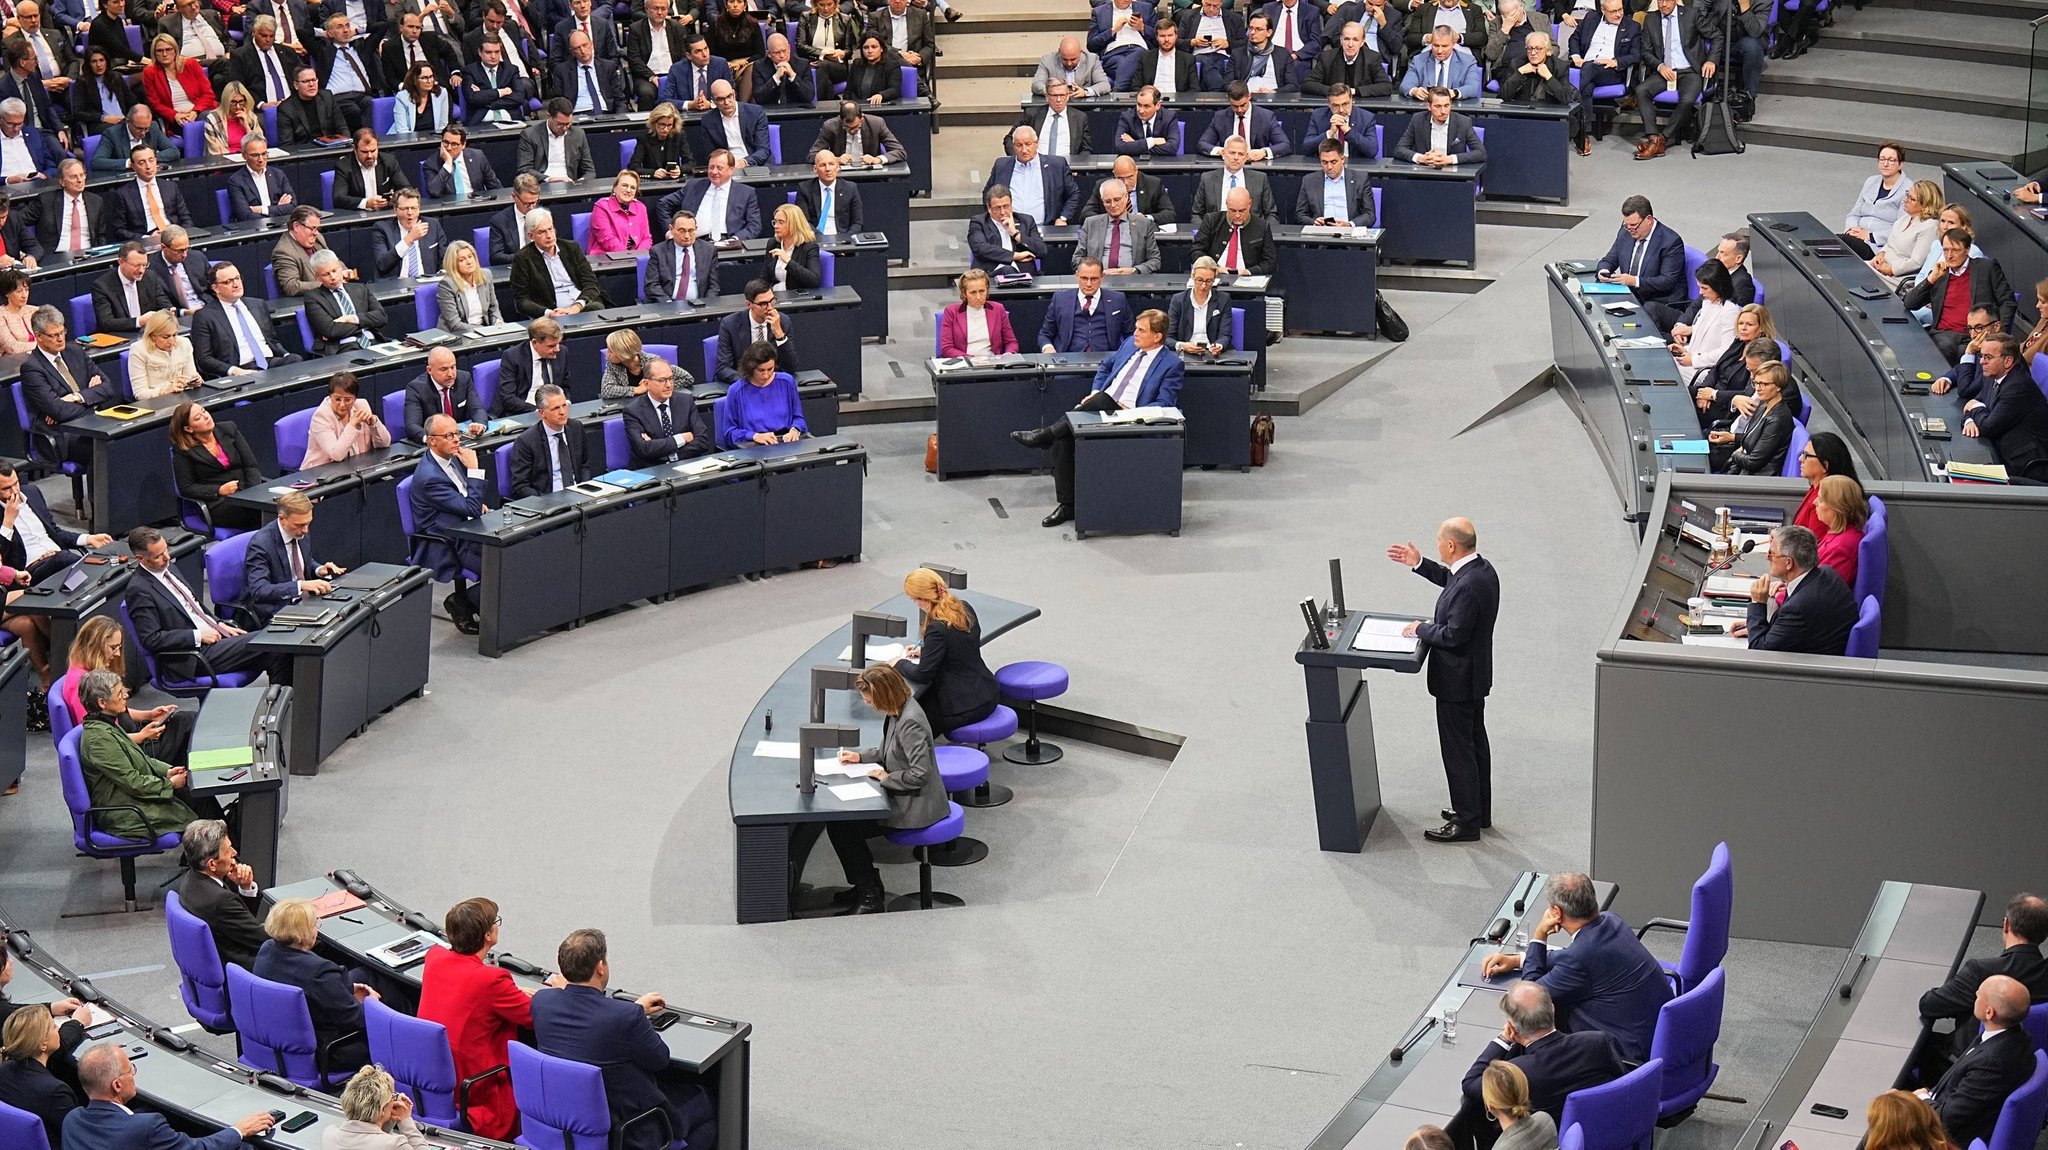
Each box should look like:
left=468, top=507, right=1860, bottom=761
left=0, top=141, right=1972, bottom=1149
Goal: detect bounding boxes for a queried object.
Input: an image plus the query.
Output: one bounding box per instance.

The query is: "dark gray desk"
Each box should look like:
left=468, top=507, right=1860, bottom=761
left=1747, top=211, right=1997, bottom=482
left=1942, top=162, right=2048, bottom=332
left=727, top=589, right=1039, bottom=924
left=992, top=273, right=1272, bottom=358
left=1307, top=873, right=1620, bottom=1150
left=1294, top=609, right=1427, bottom=852
left=1068, top=410, right=1184, bottom=538
left=262, top=871, right=754, bottom=1150
left=1737, top=882, right=1983, bottom=1150
left=446, top=437, right=866, bottom=656
left=185, top=684, right=290, bottom=888
left=247, top=563, right=432, bottom=775
left=0, top=645, right=27, bottom=794
left=0, top=903, right=523, bottom=1150
left=927, top=351, right=1253, bottom=475
left=1546, top=262, right=1713, bottom=525
left=7, top=529, right=204, bottom=674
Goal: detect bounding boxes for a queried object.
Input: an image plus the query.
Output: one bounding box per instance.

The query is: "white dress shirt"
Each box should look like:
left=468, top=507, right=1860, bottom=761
left=542, top=250, right=581, bottom=308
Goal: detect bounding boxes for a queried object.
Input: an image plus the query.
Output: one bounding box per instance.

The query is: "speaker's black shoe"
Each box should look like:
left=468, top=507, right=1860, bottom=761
left=1424, top=821, right=1481, bottom=843
left=1010, top=428, right=1053, bottom=449
left=1041, top=504, right=1073, bottom=528
left=834, top=882, right=886, bottom=915
left=1442, top=809, right=1493, bottom=829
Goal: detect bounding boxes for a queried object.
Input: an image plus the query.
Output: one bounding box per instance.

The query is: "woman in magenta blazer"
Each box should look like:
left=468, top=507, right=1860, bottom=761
left=939, top=269, right=1019, bottom=357
left=586, top=170, right=654, bottom=257
left=1812, top=474, right=1867, bottom=589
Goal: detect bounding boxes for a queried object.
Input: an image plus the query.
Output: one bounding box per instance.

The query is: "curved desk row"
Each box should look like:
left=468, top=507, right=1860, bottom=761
left=1545, top=262, right=1708, bottom=524
left=1942, top=161, right=2048, bottom=332
left=1306, top=872, right=1617, bottom=1150
left=727, top=588, right=1040, bottom=923
left=446, top=435, right=867, bottom=658
left=263, top=870, right=752, bottom=1150
left=14, top=289, right=861, bottom=533
left=1023, top=93, right=1569, bottom=203
left=1746, top=211, right=1995, bottom=482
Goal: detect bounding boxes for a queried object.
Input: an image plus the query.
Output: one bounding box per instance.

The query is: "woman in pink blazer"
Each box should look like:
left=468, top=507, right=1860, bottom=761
left=303, top=373, right=392, bottom=467
left=939, top=269, right=1019, bottom=357
left=1812, top=474, right=1867, bottom=589
left=586, top=170, right=654, bottom=257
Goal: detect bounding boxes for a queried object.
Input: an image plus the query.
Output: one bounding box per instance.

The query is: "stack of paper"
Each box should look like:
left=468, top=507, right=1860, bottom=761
left=1351, top=617, right=1419, bottom=654
left=1702, top=574, right=1753, bottom=599
left=826, top=781, right=882, bottom=801
left=837, top=642, right=909, bottom=663
left=1948, top=461, right=2010, bottom=484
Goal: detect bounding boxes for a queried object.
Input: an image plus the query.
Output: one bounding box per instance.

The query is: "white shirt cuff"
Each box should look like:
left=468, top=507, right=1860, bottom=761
left=465, top=467, right=485, bottom=479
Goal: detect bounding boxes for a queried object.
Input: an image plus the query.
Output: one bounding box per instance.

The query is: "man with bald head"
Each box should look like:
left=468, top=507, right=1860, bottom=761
left=700, top=78, right=771, bottom=168
left=1196, top=186, right=1276, bottom=277
left=1031, top=35, right=1111, bottom=97
left=1919, top=975, right=2036, bottom=1148
left=1447, top=981, right=1623, bottom=1150
left=1920, top=894, right=2048, bottom=1076
left=1387, top=516, right=1500, bottom=842
left=750, top=33, right=815, bottom=105
left=66, top=1043, right=275, bottom=1148
left=1082, top=154, right=1178, bottom=226
left=552, top=29, right=624, bottom=115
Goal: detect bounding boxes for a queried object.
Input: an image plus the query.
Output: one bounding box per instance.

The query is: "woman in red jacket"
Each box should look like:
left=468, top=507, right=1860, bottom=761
left=939, top=269, right=1019, bottom=357
left=417, top=897, right=561, bottom=1140
left=1791, top=430, right=1858, bottom=536
left=140, top=34, right=217, bottom=128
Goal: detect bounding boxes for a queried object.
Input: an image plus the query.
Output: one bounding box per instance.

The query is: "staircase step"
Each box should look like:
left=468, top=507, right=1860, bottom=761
left=1741, top=93, right=2024, bottom=165
left=934, top=75, right=1035, bottom=124
left=1814, top=8, right=2033, bottom=66
left=1759, top=49, right=2029, bottom=120
left=1873, top=0, right=2048, bottom=19
left=934, top=33, right=1045, bottom=78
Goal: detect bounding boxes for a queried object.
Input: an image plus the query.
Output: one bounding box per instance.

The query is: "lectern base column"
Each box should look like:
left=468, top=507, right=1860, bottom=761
left=1304, top=670, right=1383, bottom=853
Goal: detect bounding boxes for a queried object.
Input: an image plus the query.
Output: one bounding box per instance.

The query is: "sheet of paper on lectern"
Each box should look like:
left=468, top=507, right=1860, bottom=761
left=1350, top=617, right=1419, bottom=654
left=826, top=781, right=882, bottom=801
left=753, top=740, right=800, bottom=759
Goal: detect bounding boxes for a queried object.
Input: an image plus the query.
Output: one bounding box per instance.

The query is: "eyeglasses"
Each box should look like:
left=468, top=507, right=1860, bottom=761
left=1797, top=449, right=1816, bottom=460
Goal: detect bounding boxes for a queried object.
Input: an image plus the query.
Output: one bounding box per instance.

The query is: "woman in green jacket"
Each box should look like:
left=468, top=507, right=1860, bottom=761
left=75, top=669, right=199, bottom=841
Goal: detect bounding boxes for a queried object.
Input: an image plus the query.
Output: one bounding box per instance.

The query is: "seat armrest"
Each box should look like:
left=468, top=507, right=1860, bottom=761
left=1635, top=917, right=1690, bottom=939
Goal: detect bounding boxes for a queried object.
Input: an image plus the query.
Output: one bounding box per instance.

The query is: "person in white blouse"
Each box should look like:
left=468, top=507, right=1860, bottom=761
left=128, top=310, right=204, bottom=398
left=322, top=1065, right=431, bottom=1150
left=1669, top=260, right=1739, bottom=387
left=938, top=267, right=1019, bottom=357
left=303, top=373, right=392, bottom=467
left=435, top=240, right=501, bottom=334
left=1868, top=179, right=1942, bottom=291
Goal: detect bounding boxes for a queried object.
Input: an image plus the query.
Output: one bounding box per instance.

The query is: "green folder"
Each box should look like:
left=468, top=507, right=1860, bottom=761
left=189, top=745, right=255, bottom=771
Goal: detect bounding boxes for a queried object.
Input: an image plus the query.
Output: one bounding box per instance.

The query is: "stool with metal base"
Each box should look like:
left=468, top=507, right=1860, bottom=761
left=886, top=801, right=967, bottom=911
left=929, top=746, right=991, bottom=867
left=996, top=661, right=1069, bottom=765
left=945, top=706, right=1017, bottom=807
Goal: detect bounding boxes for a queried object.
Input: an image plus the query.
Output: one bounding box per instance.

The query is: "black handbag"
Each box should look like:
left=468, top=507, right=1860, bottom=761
left=1376, top=296, right=1410, bottom=342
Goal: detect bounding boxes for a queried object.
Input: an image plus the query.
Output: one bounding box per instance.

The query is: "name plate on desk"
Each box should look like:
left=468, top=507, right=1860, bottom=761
left=1299, top=225, right=1383, bottom=242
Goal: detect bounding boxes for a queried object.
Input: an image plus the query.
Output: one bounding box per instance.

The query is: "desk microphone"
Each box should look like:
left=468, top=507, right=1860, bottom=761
left=401, top=910, right=439, bottom=935
left=1486, top=917, right=1513, bottom=944
left=1839, top=954, right=1871, bottom=998
left=68, top=977, right=101, bottom=1003
left=1512, top=874, right=1537, bottom=914
left=331, top=869, right=373, bottom=899
left=494, top=952, right=546, bottom=978
left=1389, top=1015, right=1440, bottom=1064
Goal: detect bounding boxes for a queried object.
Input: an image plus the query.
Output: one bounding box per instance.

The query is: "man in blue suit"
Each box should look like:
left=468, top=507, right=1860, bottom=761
left=1114, top=86, right=1179, bottom=157
left=20, top=305, right=123, bottom=466
left=1298, top=140, right=1375, bottom=225
left=645, top=210, right=719, bottom=304
left=423, top=125, right=505, bottom=201
left=1036, top=258, right=1130, bottom=355
left=1196, top=81, right=1291, bottom=159
left=404, top=347, right=488, bottom=441
left=1393, top=88, right=1486, bottom=168
left=531, top=928, right=715, bottom=1150
left=225, top=136, right=297, bottom=221
left=243, top=491, right=344, bottom=624
left=1595, top=194, right=1687, bottom=329
left=1262, top=0, right=1321, bottom=69
left=622, top=356, right=711, bottom=465
left=1480, top=873, right=1673, bottom=1062
left=1388, top=515, right=1500, bottom=840
left=699, top=80, right=770, bottom=167
left=1398, top=27, right=1481, bottom=100
left=65, top=1044, right=275, bottom=1150
left=985, top=125, right=1080, bottom=226
left=1450, top=982, right=1624, bottom=1150
left=0, top=99, right=57, bottom=183
left=657, top=36, right=731, bottom=107
left=1087, top=0, right=1153, bottom=91
left=411, top=413, right=489, bottom=634
left=656, top=149, right=760, bottom=239
left=1737, top=525, right=1858, bottom=656
left=1567, top=0, right=1639, bottom=152
left=1012, top=306, right=1182, bottom=527
left=1303, top=85, right=1377, bottom=158
left=1958, top=331, right=2048, bottom=481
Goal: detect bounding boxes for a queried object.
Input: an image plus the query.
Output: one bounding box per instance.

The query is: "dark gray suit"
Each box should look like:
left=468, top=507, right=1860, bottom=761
left=1076, top=209, right=1160, bottom=274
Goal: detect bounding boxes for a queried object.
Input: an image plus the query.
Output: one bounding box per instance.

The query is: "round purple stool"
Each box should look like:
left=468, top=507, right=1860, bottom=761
left=995, top=661, right=1069, bottom=765
left=945, top=705, right=1017, bottom=808
left=885, top=801, right=966, bottom=911
left=929, top=746, right=990, bottom=867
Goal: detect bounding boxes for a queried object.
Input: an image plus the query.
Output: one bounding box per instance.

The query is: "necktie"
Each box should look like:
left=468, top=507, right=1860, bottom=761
left=288, top=537, right=305, bottom=579
left=541, top=356, right=554, bottom=392
left=162, top=569, right=217, bottom=629
left=1436, top=59, right=1446, bottom=86
left=1083, top=293, right=1094, bottom=316
left=229, top=302, right=268, bottom=368
left=657, top=400, right=673, bottom=435
left=820, top=183, right=834, bottom=234
left=277, top=2, right=294, bottom=43
left=696, top=65, right=706, bottom=97
left=52, top=353, right=81, bottom=398
left=263, top=50, right=285, bottom=99
left=31, top=33, right=54, bottom=77
left=1142, top=117, right=1152, bottom=139
left=452, top=154, right=470, bottom=199
left=679, top=245, right=695, bottom=301
left=1107, top=217, right=1122, bottom=270
left=407, top=40, right=420, bottom=67
left=1236, top=113, right=1247, bottom=142
left=1224, top=227, right=1241, bottom=272
left=1045, top=112, right=1060, bottom=156
left=583, top=64, right=603, bottom=112
left=170, top=264, right=193, bottom=307
left=1108, top=349, right=1147, bottom=405
left=1279, top=9, right=1294, bottom=51
left=144, top=181, right=166, bottom=231
left=1630, top=237, right=1646, bottom=276
left=1773, top=584, right=1787, bottom=609
left=440, top=387, right=454, bottom=417
left=403, top=233, right=422, bottom=278
left=342, top=46, right=368, bottom=88
left=67, top=195, right=83, bottom=251
left=551, top=432, right=567, bottom=488
left=755, top=321, right=767, bottom=344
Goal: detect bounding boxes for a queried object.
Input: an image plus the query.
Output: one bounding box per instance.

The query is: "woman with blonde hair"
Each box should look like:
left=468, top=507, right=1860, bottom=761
left=938, top=268, right=1019, bottom=356
left=58, top=615, right=187, bottom=759
left=890, top=567, right=998, bottom=737
left=202, top=81, right=262, bottom=155
left=628, top=102, right=690, bottom=180
left=1868, top=180, right=1942, bottom=290
left=600, top=329, right=654, bottom=401
left=1865, top=1090, right=1953, bottom=1150
left=435, top=241, right=500, bottom=334
left=129, top=311, right=204, bottom=399
left=1813, top=473, right=1870, bottom=588
left=0, top=1005, right=81, bottom=1144
left=825, top=663, right=950, bottom=914
left=760, top=202, right=822, bottom=291
left=254, top=899, right=376, bottom=1077
left=324, top=1064, right=430, bottom=1149
left=1483, top=1061, right=1557, bottom=1150
left=140, top=33, right=216, bottom=125
left=586, top=169, right=652, bottom=257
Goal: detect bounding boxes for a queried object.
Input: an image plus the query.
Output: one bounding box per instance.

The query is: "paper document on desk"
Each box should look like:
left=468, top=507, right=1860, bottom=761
left=1351, top=617, right=1419, bottom=655
left=1681, top=632, right=1748, bottom=649
left=72, top=1003, right=116, bottom=1029
left=825, top=781, right=882, bottom=801
left=811, top=759, right=868, bottom=779
left=1702, top=574, right=1753, bottom=598
left=753, top=740, right=800, bottom=759
left=1099, top=405, right=1182, bottom=425
left=1611, top=336, right=1667, bottom=349
left=836, top=643, right=909, bottom=663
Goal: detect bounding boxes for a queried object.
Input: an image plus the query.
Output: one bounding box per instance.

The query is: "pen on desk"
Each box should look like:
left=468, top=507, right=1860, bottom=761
left=338, top=915, right=363, bottom=924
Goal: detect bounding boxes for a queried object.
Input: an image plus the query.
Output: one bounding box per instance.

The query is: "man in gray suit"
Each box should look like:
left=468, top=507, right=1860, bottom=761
left=516, top=98, right=596, bottom=184
left=1077, top=179, right=1160, bottom=275
left=1296, top=139, right=1375, bottom=226
left=1031, top=36, right=1112, bottom=96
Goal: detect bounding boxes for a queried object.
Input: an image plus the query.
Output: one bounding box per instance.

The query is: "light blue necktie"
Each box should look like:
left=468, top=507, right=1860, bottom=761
left=228, top=302, right=267, bottom=368
left=452, top=155, right=470, bottom=200
left=819, top=183, right=834, bottom=233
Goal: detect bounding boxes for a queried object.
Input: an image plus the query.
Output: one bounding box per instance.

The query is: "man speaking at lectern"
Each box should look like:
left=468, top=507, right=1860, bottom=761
left=1387, top=517, right=1500, bottom=844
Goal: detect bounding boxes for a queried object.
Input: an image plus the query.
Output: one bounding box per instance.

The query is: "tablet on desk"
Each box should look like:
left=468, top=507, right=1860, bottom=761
left=98, top=404, right=149, bottom=420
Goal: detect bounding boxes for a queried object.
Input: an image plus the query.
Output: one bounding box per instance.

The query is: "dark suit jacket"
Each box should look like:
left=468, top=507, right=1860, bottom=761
left=423, top=148, right=504, bottom=200
left=864, top=4, right=933, bottom=64
left=699, top=101, right=771, bottom=166
left=68, top=71, right=136, bottom=137
left=459, top=60, right=534, bottom=124
left=645, top=237, right=718, bottom=304
left=0, top=1057, right=78, bottom=1148
left=1086, top=1, right=1155, bottom=58
left=966, top=211, right=1047, bottom=271
left=1175, top=8, right=1246, bottom=57
left=403, top=370, right=485, bottom=441
left=1081, top=173, right=1177, bottom=226
left=1903, top=257, right=2020, bottom=336
left=1192, top=166, right=1276, bottom=220
left=1519, top=911, right=1673, bottom=1063
left=1637, top=2, right=1709, bottom=74
left=314, top=37, right=388, bottom=96
left=714, top=308, right=796, bottom=383
left=1720, top=397, right=1793, bottom=476
left=149, top=249, right=213, bottom=311
left=172, top=423, right=263, bottom=506
left=491, top=344, right=563, bottom=416
left=551, top=11, right=618, bottom=58
left=31, top=186, right=104, bottom=254
left=1296, top=167, right=1375, bottom=225
left=408, top=451, right=485, bottom=579
left=796, top=178, right=864, bottom=235
left=1302, top=44, right=1393, bottom=95
left=1114, top=106, right=1179, bottom=157
left=242, top=519, right=322, bottom=617
left=229, top=42, right=307, bottom=102
left=810, top=113, right=906, bottom=165
left=760, top=240, right=822, bottom=291
left=1132, top=46, right=1196, bottom=94
left=172, top=869, right=267, bottom=971
left=1168, top=287, right=1233, bottom=348
left=625, top=15, right=690, bottom=89
left=87, top=14, right=146, bottom=69
left=552, top=53, right=627, bottom=113
left=1393, top=109, right=1487, bottom=166
left=1008, top=106, right=1092, bottom=157
left=748, top=58, right=816, bottom=106
left=1930, top=1028, right=2037, bottom=1149
left=530, top=984, right=680, bottom=1150
left=0, top=486, right=88, bottom=571
left=1036, top=285, right=1131, bottom=353
left=622, top=391, right=711, bottom=464
left=107, top=178, right=194, bottom=241
left=1568, top=14, right=1642, bottom=71
left=1459, top=1029, right=1624, bottom=1126
left=226, top=165, right=297, bottom=221
left=1304, top=105, right=1378, bottom=159
left=0, top=210, right=41, bottom=262
left=893, top=604, right=1000, bottom=728
left=191, top=300, right=289, bottom=377
left=1227, top=45, right=1299, bottom=91
left=1921, top=944, right=2048, bottom=1036
left=20, top=346, right=121, bottom=429
left=1196, top=103, right=1290, bottom=156
left=985, top=154, right=1080, bottom=224
left=304, top=282, right=391, bottom=355
left=660, top=177, right=762, bottom=239
left=276, top=91, right=347, bottom=143
left=252, top=938, right=366, bottom=1057
left=1194, top=213, right=1277, bottom=276
left=488, top=202, right=527, bottom=265
left=1596, top=219, right=1687, bottom=306
left=332, top=154, right=413, bottom=209
left=1962, top=366, right=2048, bottom=479
left=508, top=240, right=607, bottom=319
left=1412, top=552, right=1499, bottom=701
left=64, top=1099, right=245, bottom=1150
left=508, top=419, right=588, bottom=497
left=379, top=30, right=459, bottom=85
left=1745, top=561, right=1857, bottom=655
left=370, top=216, right=449, bottom=278
left=91, top=267, right=177, bottom=335
left=1261, top=0, right=1323, bottom=58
